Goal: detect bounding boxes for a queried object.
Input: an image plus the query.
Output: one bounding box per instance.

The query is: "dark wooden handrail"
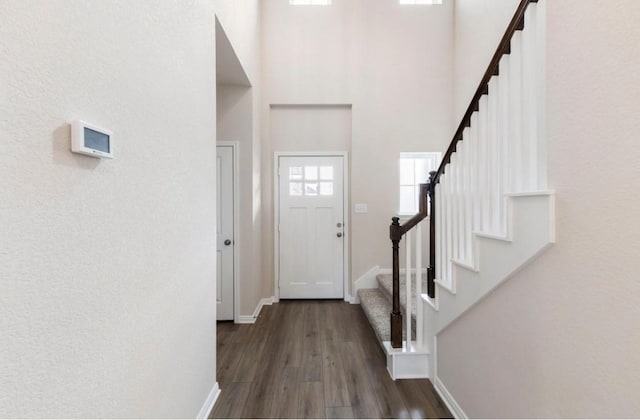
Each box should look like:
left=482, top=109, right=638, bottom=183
left=394, top=183, right=430, bottom=238
left=388, top=0, right=539, bottom=349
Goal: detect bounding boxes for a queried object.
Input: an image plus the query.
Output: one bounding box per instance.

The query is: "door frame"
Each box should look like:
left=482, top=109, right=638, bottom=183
left=273, top=151, right=350, bottom=303
left=217, top=141, right=240, bottom=323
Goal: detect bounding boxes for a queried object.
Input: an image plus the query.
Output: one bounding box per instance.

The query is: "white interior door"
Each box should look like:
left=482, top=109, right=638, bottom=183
left=278, top=155, right=344, bottom=299
left=216, top=146, right=234, bottom=320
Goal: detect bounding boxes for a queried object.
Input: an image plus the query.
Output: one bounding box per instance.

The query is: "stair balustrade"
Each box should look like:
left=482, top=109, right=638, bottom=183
left=389, top=181, right=431, bottom=349
left=388, top=0, right=546, bottom=350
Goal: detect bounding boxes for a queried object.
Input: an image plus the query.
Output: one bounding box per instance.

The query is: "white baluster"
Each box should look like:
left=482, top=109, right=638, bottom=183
left=416, top=222, right=423, bottom=349
left=405, top=230, right=412, bottom=348
left=456, top=152, right=463, bottom=261
left=535, top=0, right=547, bottom=189
left=462, top=128, right=473, bottom=263
left=441, top=176, right=448, bottom=284
left=436, top=183, right=442, bottom=282
left=470, top=113, right=480, bottom=235
left=450, top=154, right=459, bottom=261
left=488, top=76, right=500, bottom=233
left=445, top=170, right=453, bottom=287
left=441, top=176, right=447, bottom=283
left=509, top=30, right=524, bottom=193
left=522, top=5, right=536, bottom=191
left=457, top=140, right=468, bottom=263
left=443, top=179, right=448, bottom=282
left=478, top=95, right=489, bottom=232
left=456, top=143, right=463, bottom=263
left=498, top=54, right=510, bottom=235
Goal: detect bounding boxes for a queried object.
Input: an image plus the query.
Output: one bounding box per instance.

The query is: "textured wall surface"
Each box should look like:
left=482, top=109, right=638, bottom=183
left=438, top=1, right=640, bottom=417
left=0, top=1, right=218, bottom=417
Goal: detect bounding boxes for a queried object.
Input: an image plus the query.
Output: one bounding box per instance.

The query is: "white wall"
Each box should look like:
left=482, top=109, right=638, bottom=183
left=438, top=1, right=640, bottom=417
left=261, top=0, right=454, bottom=296
left=0, top=1, right=219, bottom=417
left=453, top=0, right=519, bottom=122
left=270, top=105, right=352, bottom=152
left=215, top=0, right=264, bottom=315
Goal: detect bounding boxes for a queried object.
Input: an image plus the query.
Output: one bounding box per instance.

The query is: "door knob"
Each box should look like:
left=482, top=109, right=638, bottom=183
left=224, top=239, right=232, bottom=246
left=337, top=233, right=343, bottom=238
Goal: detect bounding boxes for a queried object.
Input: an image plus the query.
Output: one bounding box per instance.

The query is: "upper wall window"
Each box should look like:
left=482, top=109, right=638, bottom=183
left=399, top=152, right=441, bottom=215
left=290, top=0, right=332, bottom=5
left=399, top=0, right=443, bottom=5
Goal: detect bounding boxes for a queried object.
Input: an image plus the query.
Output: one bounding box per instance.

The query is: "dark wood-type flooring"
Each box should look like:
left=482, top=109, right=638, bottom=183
left=210, top=300, right=452, bottom=419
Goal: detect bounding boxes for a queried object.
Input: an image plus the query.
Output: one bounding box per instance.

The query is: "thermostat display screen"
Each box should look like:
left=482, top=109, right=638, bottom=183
left=84, top=127, right=110, bottom=153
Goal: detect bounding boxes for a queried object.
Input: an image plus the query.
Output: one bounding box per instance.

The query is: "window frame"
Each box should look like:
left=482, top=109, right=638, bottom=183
left=398, top=152, right=442, bottom=217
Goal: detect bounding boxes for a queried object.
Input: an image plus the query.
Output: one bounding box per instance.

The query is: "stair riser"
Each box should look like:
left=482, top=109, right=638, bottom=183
left=377, top=274, right=427, bottom=318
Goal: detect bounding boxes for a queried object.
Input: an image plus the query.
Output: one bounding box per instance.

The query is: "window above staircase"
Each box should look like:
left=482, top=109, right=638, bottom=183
left=399, top=152, right=441, bottom=216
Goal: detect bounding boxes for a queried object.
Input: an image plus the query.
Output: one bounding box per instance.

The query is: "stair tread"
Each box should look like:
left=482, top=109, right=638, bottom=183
left=376, top=273, right=428, bottom=320
left=357, top=288, right=392, bottom=342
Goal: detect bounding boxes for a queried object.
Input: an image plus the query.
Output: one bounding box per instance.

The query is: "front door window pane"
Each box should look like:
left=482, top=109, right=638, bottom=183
left=289, top=167, right=303, bottom=180
left=305, top=166, right=318, bottom=181
left=305, top=182, right=318, bottom=196
left=320, top=166, right=334, bottom=180
left=290, top=182, right=303, bottom=196
left=320, top=182, right=333, bottom=196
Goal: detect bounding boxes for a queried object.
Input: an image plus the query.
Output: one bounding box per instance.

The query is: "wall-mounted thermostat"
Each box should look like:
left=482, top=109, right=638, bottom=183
left=71, top=120, right=114, bottom=159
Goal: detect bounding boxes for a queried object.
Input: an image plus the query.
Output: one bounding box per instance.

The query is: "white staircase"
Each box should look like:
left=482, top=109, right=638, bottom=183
left=356, top=0, right=554, bottom=384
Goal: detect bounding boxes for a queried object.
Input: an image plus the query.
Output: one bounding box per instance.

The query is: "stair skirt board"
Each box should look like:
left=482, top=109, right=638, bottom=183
left=431, top=193, right=555, bottom=334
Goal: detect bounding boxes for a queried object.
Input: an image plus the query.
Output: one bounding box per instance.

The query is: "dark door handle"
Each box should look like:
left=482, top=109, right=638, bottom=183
left=224, top=239, right=232, bottom=246
left=337, top=233, right=343, bottom=238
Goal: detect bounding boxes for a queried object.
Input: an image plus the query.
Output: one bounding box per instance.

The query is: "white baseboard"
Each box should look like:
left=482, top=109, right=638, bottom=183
left=352, top=265, right=381, bottom=303
left=434, top=376, right=467, bottom=419
left=236, top=297, right=275, bottom=324
left=254, top=296, right=274, bottom=317
left=196, top=382, right=221, bottom=419
left=236, top=316, right=256, bottom=324
left=344, top=293, right=356, bottom=304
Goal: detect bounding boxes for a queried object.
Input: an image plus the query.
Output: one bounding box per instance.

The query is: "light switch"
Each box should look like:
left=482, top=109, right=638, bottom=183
left=355, top=203, right=368, bottom=214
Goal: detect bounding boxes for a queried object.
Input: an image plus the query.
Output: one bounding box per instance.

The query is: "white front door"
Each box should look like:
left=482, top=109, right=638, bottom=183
left=216, top=146, right=234, bottom=320
left=278, top=155, right=345, bottom=299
